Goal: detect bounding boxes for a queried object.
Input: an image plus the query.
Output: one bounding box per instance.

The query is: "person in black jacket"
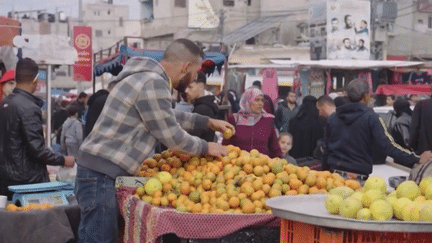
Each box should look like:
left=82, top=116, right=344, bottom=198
left=391, top=97, right=412, bottom=150
left=323, top=79, right=432, bottom=177
left=185, top=71, right=219, bottom=141
left=0, top=58, right=75, bottom=200
left=410, top=95, right=432, bottom=154
left=84, top=81, right=118, bottom=138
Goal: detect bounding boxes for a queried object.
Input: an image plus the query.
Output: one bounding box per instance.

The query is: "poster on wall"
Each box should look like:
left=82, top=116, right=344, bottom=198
left=327, top=0, right=370, bottom=60
left=309, top=0, right=327, bottom=60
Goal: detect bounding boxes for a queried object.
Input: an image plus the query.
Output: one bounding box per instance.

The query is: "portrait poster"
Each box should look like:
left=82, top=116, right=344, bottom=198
left=309, top=0, right=327, bottom=60
left=327, top=0, right=370, bottom=60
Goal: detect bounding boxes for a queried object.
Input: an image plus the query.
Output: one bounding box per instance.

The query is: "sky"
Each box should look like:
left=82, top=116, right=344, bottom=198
left=0, top=0, right=141, bottom=19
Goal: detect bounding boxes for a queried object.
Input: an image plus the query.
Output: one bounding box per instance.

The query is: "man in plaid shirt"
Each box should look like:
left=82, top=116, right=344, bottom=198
left=74, top=39, right=233, bottom=243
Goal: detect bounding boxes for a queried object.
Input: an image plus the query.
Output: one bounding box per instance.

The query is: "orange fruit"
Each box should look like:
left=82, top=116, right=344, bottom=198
left=243, top=164, right=254, bottom=174
left=167, top=193, right=177, bottom=202
left=241, top=201, right=256, bottom=213
left=263, top=165, right=270, bottom=174
left=244, top=187, right=254, bottom=197
left=153, top=190, right=163, bottom=198
left=289, top=178, right=302, bottom=191
left=191, top=203, right=203, bottom=213
left=298, top=184, right=309, bottom=194
left=202, top=179, right=212, bottom=191
left=268, top=188, right=282, bottom=198
left=229, top=197, right=240, bottom=208
left=252, top=179, right=264, bottom=191
left=253, top=166, right=264, bottom=177
left=315, top=176, right=327, bottom=189
left=305, top=174, right=317, bottom=187
left=163, top=183, right=173, bottom=193
left=333, top=179, right=345, bottom=188
left=179, top=182, right=191, bottom=195
left=262, top=184, right=271, bottom=195
left=309, top=186, right=320, bottom=194
left=289, top=174, right=298, bottom=180
left=296, top=169, right=308, bottom=182
left=285, top=190, right=298, bottom=195
left=160, top=197, right=169, bottom=207
left=282, top=184, right=290, bottom=193
left=322, top=171, right=332, bottom=179
left=238, top=192, right=247, bottom=200
left=151, top=197, right=161, bottom=206
left=345, top=180, right=361, bottom=190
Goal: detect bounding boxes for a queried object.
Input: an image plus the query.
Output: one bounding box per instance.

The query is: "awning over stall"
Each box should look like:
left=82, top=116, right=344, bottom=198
left=94, top=45, right=226, bottom=77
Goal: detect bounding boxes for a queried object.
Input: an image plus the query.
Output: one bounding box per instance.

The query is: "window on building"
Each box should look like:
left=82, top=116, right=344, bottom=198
left=175, top=0, right=186, bottom=8
left=248, top=0, right=252, bottom=6
left=108, top=10, right=110, bottom=15
left=108, top=30, right=111, bottom=35
left=119, top=17, right=123, bottom=27
left=429, top=16, right=432, bottom=29
left=95, top=30, right=103, bottom=37
left=223, top=0, right=235, bottom=7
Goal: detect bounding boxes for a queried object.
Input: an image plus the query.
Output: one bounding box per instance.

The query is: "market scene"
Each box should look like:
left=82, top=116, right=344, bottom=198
left=3, top=0, right=432, bottom=242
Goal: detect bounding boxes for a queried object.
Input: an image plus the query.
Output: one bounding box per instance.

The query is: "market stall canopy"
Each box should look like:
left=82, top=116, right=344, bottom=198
left=13, top=34, right=78, bottom=65
left=269, top=60, right=424, bottom=70
left=0, top=46, right=18, bottom=70
left=375, top=84, right=432, bottom=96
left=94, top=45, right=226, bottom=77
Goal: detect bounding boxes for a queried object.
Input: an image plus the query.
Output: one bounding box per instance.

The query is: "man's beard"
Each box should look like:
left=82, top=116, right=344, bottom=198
left=175, top=72, right=192, bottom=94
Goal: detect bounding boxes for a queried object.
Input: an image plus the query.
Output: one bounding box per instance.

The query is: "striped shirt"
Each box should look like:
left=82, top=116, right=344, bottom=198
left=78, top=57, right=209, bottom=177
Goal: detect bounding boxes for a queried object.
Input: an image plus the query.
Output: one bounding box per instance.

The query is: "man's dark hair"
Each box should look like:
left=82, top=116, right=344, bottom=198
left=331, top=18, right=338, bottom=22
left=15, top=58, right=38, bottom=83
left=359, top=39, right=364, bottom=45
left=343, top=38, right=350, bottom=44
left=67, top=105, right=80, bottom=116
left=344, top=14, right=351, bottom=23
left=78, top=92, right=87, bottom=99
left=387, top=95, right=395, bottom=101
left=334, top=96, right=348, bottom=107
left=162, top=38, right=204, bottom=64
left=252, top=80, right=262, bottom=89
left=317, top=95, right=335, bottom=107
left=361, top=20, right=367, bottom=25
left=194, top=71, right=207, bottom=85
left=345, top=79, right=370, bottom=103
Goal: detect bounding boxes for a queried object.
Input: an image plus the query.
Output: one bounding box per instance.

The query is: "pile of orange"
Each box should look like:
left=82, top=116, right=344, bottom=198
left=6, top=202, right=55, bottom=212
left=135, top=146, right=361, bottom=214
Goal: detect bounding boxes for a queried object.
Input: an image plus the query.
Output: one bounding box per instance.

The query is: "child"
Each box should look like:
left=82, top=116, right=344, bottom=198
left=278, top=132, right=297, bottom=165
left=61, top=106, right=83, bottom=157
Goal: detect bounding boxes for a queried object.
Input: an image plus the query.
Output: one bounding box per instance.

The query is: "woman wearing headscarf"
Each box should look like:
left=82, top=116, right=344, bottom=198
left=0, top=70, right=16, bottom=103
left=222, top=87, right=282, bottom=158
left=391, top=97, right=412, bottom=149
left=288, top=95, right=324, bottom=159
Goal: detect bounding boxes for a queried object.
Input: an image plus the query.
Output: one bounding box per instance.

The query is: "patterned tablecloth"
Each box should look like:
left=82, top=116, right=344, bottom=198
left=116, top=187, right=280, bottom=243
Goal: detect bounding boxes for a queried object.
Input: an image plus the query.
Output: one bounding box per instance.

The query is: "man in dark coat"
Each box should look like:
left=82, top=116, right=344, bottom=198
left=70, top=91, right=87, bottom=120
left=0, top=58, right=75, bottom=199
left=84, top=81, right=118, bottom=138
left=410, top=94, right=432, bottom=154
left=185, top=71, right=219, bottom=141
left=324, top=79, right=432, bottom=177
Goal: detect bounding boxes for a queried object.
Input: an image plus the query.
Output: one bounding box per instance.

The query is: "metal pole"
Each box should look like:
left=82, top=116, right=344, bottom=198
left=46, top=65, right=52, bottom=147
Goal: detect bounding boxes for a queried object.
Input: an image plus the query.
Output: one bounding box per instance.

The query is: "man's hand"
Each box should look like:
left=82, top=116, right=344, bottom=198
left=207, top=118, right=235, bottom=135
left=207, top=142, right=228, bottom=159
left=419, top=151, right=432, bottom=164
left=64, top=156, right=75, bottom=168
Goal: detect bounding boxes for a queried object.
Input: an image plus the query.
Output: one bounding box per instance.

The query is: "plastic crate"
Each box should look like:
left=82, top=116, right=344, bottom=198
left=280, top=219, right=432, bottom=243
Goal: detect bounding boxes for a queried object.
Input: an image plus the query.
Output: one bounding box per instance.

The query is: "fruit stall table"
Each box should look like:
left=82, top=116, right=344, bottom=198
left=266, top=194, right=432, bottom=243
left=0, top=204, right=80, bottom=243
left=116, top=187, right=279, bottom=243
left=266, top=162, right=425, bottom=243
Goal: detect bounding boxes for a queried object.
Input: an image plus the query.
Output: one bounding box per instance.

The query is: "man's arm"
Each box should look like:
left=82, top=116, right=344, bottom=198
left=135, top=79, right=208, bottom=155
left=22, top=107, right=65, bottom=166
left=372, top=115, right=418, bottom=168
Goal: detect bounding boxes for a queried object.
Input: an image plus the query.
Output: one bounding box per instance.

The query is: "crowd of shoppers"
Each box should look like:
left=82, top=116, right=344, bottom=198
left=3, top=38, right=432, bottom=243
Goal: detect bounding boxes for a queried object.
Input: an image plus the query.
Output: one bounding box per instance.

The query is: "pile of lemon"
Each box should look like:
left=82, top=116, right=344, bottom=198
left=325, top=176, right=432, bottom=221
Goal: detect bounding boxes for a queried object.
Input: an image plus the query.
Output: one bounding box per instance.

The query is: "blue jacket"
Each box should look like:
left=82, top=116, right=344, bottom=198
left=323, top=102, right=418, bottom=175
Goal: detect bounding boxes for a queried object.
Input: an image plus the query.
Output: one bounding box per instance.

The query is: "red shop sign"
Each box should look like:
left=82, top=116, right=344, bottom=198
left=73, top=26, right=93, bottom=81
